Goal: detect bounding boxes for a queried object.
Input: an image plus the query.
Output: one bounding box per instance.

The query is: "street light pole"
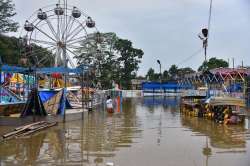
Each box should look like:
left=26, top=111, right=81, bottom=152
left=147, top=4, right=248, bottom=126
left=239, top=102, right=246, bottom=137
left=157, top=60, right=162, bottom=83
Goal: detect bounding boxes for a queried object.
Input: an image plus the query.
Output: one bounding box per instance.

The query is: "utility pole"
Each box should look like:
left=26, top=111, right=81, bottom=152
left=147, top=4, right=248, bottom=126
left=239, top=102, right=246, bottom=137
left=157, top=60, right=162, bottom=94
left=198, top=29, right=208, bottom=62
left=198, top=0, right=213, bottom=65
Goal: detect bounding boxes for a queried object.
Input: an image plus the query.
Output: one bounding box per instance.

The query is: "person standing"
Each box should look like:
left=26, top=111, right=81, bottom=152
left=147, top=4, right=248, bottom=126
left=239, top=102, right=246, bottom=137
left=106, top=96, right=114, bottom=113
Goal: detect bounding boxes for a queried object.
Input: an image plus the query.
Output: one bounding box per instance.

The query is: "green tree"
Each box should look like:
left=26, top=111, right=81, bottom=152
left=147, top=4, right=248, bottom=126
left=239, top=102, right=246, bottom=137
left=0, top=35, right=19, bottom=64
left=114, top=38, right=143, bottom=89
left=0, top=35, right=54, bottom=67
left=169, top=64, right=178, bottom=79
left=76, top=32, right=118, bottom=88
left=177, top=67, right=195, bottom=78
left=198, top=57, right=228, bottom=71
left=76, top=32, right=143, bottom=89
left=0, top=0, right=19, bottom=33
left=162, top=70, right=170, bottom=82
left=146, top=68, right=159, bottom=81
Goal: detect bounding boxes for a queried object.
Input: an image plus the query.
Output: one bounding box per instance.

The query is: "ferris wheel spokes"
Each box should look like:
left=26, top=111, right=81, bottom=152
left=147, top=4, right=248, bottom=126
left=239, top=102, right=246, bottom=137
left=29, top=38, right=56, bottom=46
left=45, top=19, right=59, bottom=41
left=24, top=47, right=56, bottom=58
left=65, top=47, right=78, bottom=58
left=65, top=23, right=84, bottom=41
left=65, top=52, right=75, bottom=68
left=61, top=16, right=73, bottom=41
left=65, top=17, right=76, bottom=40
left=37, top=47, right=57, bottom=65
left=67, top=38, right=88, bottom=46
left=33, top=24, right=57, bottom=43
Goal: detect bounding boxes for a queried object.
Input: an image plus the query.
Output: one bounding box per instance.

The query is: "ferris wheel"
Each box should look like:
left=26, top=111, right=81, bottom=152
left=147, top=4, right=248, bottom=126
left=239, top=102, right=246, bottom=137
left=20, top=0, right=100, bottom=68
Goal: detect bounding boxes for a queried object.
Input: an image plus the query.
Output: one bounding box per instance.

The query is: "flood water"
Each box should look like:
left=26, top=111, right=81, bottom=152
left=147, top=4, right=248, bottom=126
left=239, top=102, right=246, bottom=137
left=0, top=97, right=250, bottom=166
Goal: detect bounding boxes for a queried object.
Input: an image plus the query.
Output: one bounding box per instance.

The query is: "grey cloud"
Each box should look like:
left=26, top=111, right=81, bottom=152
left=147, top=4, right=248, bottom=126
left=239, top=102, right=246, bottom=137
left=11, top=0, right=250, bottom=75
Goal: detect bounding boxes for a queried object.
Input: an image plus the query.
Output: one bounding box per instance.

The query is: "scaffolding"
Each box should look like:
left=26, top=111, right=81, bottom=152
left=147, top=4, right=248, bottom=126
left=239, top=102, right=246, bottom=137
left=178, top=68, right=250, bottom=98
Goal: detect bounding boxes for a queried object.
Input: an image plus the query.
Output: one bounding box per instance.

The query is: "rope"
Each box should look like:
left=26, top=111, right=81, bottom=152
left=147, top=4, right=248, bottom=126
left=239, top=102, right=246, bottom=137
left=177, top=48, right=203, bottom=67
left=177, top=0, right=213, bottom=68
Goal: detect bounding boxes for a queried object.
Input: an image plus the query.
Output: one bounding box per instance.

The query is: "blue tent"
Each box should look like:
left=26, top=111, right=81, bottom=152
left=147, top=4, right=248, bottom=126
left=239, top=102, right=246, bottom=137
left=21, top=89, right=72, bottom=117
left=20, top=88, right=47, bottom=117
left=39, top=89, right=72, bottom=115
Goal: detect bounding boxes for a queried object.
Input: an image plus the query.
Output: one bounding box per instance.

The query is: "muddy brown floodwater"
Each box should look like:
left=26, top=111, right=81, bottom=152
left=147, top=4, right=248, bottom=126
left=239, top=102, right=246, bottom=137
left=0, top=97, right=250, bottom=166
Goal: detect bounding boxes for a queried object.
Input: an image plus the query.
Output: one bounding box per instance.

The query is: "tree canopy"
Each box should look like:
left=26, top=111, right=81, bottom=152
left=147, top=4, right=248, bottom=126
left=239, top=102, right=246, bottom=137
left=0, top=35, right=54, bottom=67
left=0, top=34, right=19, bottom=64
left=145, top=65, right=195, bottom=82
left=0, top=0, right=19, bottom=33
left=146, top=68, right=159, bottom=81
left=169, top=65, right=178, bottom=79
left=198, top=57, right=229, bottom=71
left=76, top=32, right=144, bottom=89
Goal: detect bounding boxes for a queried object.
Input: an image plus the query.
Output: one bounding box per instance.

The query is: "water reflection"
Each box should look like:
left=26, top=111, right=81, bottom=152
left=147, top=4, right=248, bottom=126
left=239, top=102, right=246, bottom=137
left=0, top=98, right=249, bottom=166
left=142, top=96, right=179, bottom=107
left=0, top=99, right=142, bottom=165
left=181, top=113, right=248, bottom=150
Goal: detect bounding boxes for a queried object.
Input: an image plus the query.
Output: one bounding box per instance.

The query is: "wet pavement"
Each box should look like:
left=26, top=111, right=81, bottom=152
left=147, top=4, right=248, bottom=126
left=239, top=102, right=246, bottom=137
left=0, top=97, right=250, bottom=166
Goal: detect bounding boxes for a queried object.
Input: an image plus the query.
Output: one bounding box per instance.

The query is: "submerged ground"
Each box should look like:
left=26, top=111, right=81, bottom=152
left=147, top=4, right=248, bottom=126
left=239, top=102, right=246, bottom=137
left=0, top=97, right=250, bottom=166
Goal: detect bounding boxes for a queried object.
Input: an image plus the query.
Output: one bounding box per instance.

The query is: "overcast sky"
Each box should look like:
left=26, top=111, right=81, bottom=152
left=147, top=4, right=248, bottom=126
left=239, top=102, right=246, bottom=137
left=11, top=0, right=250, bottom=75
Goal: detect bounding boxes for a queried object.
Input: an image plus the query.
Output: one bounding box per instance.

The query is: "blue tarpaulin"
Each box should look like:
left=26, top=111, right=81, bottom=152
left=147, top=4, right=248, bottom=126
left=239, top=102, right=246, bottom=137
left=142, top=82, right=190, bottom=90
left=227, top=83, right=243, bottom=92
left=0, top=65, right=89, bottom=74
left=20, top=89, right=47, bottom=117
left=39, top=91, right=58, bottom=103
left=39, top=89, right=72, bottom=115
left=1, top=65, right=27, bottom=73
left=20, top=89, right=73, bottom=117
left=37, top=67, right=83, bottom=74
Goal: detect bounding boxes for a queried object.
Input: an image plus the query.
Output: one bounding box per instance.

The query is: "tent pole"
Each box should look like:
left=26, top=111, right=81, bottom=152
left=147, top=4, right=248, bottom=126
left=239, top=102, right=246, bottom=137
left=63, top=48, right=67, bottom=123
left=22, top=73, right=24, bottom=101
left=81, top=68, right=84, bottom=119
left=27, top=69, right=30, bottom=99
left=49, top=74, right=52, bottom=89
left=63, top=73, right=66, bottom=123
left=0, top=60, right=2, bottom=103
